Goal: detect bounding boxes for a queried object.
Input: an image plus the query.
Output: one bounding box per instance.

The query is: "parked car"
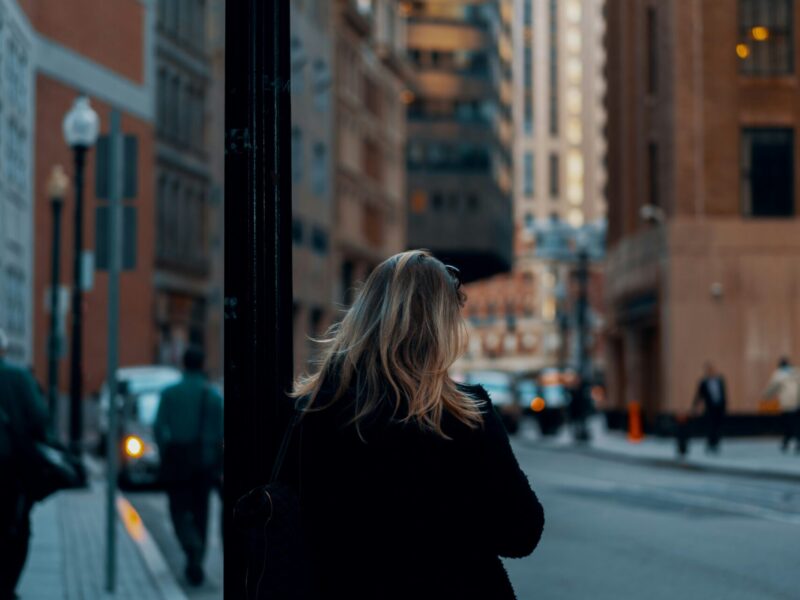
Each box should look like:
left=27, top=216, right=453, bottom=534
left=98, top=365, right=182, bottom=487
left=464, top=370, right=522, bottom=434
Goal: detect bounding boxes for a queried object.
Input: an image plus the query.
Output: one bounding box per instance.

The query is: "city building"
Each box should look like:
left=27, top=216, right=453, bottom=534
left=153, top=0, right=214, bottom=368
left=605, top=0, right=800, bottom=429
left=10, top=0, right=159, bottom=398
left=404, top=0, right=514, bottom=282
left=458, top=0, right=607, bottom=377
left=290, top=0, right=335, bottom=372
left=205, top=0, right=225, bottom=378
left=0, top=0, right=35, bottom=365
left=287, top=0, right=410, bottom=374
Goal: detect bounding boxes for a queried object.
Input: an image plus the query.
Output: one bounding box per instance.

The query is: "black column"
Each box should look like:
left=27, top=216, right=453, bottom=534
left=69, top=146, right=87, bottom=454
left=224, top=0, right=293, bottom=596
left=48, top=198, right=63, bottom=434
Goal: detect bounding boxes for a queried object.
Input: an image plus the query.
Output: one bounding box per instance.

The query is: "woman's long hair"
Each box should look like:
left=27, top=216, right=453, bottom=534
left=292, top=250, right=483, bottom=437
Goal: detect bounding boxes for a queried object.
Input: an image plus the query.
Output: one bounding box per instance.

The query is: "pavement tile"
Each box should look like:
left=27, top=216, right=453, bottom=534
left=18, top=477, right=185, bottom=600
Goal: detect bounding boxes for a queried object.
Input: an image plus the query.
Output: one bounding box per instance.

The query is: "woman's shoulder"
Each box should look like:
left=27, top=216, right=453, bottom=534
left=456, top=383, right=492, bottom=410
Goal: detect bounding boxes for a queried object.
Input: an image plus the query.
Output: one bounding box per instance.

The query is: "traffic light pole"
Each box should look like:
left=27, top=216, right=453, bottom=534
left=224, top=1, right=293, bottom=596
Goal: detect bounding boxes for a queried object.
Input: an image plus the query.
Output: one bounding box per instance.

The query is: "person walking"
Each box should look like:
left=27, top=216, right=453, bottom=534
left=762, top=357, right=800, bottom=453
left=154, top=346, right=223, bottom=586
left=283, top=250, right=545, bottom=599
left=693, top=361, right=727, bottom=453
left=0, top=329, right=49, bottom=600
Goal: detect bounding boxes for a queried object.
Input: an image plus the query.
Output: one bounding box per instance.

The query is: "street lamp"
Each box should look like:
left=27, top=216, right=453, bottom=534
left=63, top=95, right=99, bottom=454
left=46, top=165, right=69, bottom=435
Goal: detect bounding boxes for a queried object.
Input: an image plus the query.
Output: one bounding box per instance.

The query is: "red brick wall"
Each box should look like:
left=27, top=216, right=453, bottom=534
left=33, top=75, right=156, bottom=396
left=20, top=0, right=145, bottom=84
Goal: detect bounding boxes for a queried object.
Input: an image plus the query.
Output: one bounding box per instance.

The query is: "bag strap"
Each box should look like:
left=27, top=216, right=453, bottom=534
left=269, top=399, right=305, bottom=484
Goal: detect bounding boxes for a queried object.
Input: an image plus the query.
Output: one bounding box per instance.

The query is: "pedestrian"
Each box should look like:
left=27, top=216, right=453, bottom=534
left=0, top=328, right=49, bottom=600
left=282, top=250, right=545, bottom=599
left=154, top=346, right=223, bottom=587
left=692, top=361, right=727, bottom=453
left=762, top=357, right=800, bottom=453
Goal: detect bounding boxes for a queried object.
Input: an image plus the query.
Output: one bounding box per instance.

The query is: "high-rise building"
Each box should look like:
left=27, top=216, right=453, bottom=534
left=457, top=0, right=607, bottom=375
left=513, top=0, right=606, bottom=237
left=405, top=0, right=514, bottom=282
left=605, top=0, right=800, bottom=428
left=153, top=0, right=214, bottom=367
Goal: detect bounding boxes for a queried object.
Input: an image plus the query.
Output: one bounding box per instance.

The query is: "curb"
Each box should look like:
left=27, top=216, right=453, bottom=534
left=519, top=436, right=800, bottom=483
left=117, top=495, right=189, bottom=600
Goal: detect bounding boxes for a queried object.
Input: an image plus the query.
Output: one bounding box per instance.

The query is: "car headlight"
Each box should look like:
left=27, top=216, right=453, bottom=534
left=530, top=397, right=546, bottom=412
left=124, top=435, right=144, bottom=458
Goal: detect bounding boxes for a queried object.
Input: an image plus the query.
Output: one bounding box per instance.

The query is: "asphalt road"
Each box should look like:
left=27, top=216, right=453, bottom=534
left=506, top=440, right=800, bottom=600
left=126, top=438, right=800, bottom=599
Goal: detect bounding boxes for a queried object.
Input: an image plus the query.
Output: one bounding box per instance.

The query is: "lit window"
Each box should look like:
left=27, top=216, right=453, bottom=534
left=566, top=118, right=582, bottom=144
left=566, top=89, right=582, bottom=115
left=738, top=0, right=793, bottom=75
left=567, top=209, right=584, bottom=227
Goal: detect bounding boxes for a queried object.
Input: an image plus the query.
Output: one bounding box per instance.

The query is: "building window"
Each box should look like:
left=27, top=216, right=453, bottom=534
left=646, top=7, right=658, bottom=95
left=311, top=227, right=329, bottom=254
left=741, top=128, right=794, bottom=217
left=291, top=127, right=303, bottom=182
left=647, top=142, right=659, bottom=207
left=738, top=0, right=793, bottom=75
left=524, top=0, right=533, bottom=26
left=523, top=151, right=534, bottom=196
left=549, top=153, right=560, bottom=198
left=549, top=0, right=559, bottom=136
left=312, top=143, right=327, bottom=197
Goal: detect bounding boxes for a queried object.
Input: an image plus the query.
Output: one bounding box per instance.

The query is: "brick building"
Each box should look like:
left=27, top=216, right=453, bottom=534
left=13, top=0, right=158, bottom=400
left=605, top=0, right=800, bottom=428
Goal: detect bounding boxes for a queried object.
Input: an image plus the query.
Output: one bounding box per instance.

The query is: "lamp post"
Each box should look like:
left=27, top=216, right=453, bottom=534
left=46, top=165, right=70, bottom=435
left=63, top=95, right=99, bottom=454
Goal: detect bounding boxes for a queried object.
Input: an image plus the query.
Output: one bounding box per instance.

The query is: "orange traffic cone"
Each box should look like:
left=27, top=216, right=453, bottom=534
left=628, top=401, right=644, bottom=442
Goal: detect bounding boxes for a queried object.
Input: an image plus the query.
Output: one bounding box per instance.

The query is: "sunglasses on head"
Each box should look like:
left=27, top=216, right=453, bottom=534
left=444, top=264, right=462, bottom=291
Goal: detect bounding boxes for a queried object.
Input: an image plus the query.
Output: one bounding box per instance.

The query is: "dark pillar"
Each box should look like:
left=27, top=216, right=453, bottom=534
left=224, top=1, right=293, bottom=596
left=574, top=248, right=591, bottom=441
left=48, top=197, right=64, bottom=433
left=69, top=146, right=87, bottom=454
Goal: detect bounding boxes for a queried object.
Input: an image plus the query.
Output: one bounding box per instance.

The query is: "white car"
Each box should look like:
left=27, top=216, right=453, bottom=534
left=98, top=365, right=182, bottom=486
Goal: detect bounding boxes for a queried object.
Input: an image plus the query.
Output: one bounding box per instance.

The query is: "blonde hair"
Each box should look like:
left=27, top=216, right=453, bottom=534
left=292, top=249, right=483, bottom=438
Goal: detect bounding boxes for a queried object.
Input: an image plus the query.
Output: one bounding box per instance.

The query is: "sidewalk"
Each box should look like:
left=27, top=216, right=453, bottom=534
left=520, top=416, right=800, bottom=481
left=17, top=474, right=187, bottom=600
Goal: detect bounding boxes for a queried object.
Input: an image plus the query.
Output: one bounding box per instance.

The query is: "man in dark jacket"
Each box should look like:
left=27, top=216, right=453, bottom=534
left=0, top=328, right=49, bottom=599
left=693, top=361, right=727, bottom=453
left=154, top=346, right=223, bottom=586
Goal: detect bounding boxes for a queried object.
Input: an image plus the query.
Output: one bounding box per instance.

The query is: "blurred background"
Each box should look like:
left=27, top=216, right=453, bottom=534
left=4, top=0, right=800, bottom=598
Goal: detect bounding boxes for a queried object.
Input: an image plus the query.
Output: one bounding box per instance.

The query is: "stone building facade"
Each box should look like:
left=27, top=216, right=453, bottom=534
left=605, top=0, right=800, bottom=426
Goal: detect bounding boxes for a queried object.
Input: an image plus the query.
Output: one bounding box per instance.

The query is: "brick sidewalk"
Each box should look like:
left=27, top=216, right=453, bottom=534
left=17, top=479, right=186, bottom=600
left=521, top=416, right=800, bottom=481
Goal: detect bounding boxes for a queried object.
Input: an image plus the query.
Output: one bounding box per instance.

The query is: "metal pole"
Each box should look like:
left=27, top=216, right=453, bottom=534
left=575, top=248, right=591, bottom=441
left=105, top=109, right=123, bottom=593
left=224, top=0, right=293, bottom=595
left=48, top=198, right=63, bottom=434
left=69, top=145, right=87, bottom=455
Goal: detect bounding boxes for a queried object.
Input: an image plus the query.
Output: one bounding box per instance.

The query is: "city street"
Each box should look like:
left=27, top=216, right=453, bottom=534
left=506, top=440, right=800, bottom=599
left=116, top=435, right=800, bottom=600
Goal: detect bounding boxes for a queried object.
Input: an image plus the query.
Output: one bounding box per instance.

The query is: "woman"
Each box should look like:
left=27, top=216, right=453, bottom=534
left=291, top=250, right=544, bottom=599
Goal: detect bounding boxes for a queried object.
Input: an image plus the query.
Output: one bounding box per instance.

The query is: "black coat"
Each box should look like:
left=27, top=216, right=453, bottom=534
left=286, top=383, right=544, bottom=600
left=694, top=376, right=727, bottom=416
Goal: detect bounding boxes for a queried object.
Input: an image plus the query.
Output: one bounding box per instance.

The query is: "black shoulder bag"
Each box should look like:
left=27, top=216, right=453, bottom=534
left=0, top=403, right=86, bottom=503
left=234, top=402, right=317, bottom=600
